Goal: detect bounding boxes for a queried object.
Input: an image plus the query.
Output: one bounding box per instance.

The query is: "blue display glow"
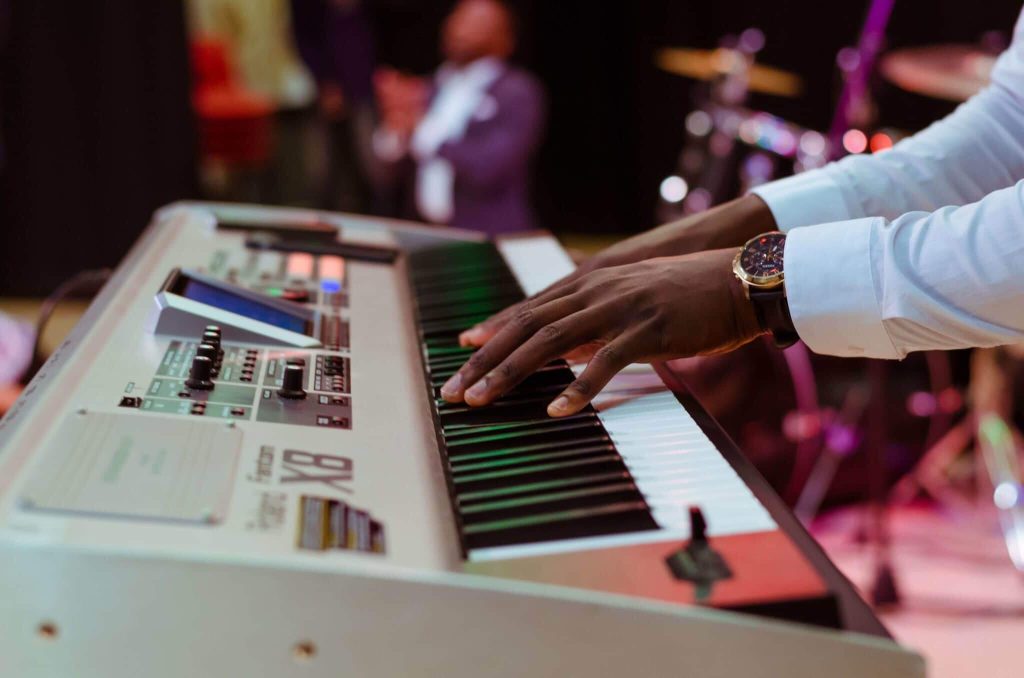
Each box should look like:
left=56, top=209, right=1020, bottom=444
left=182, top=280, right=308, bottom=334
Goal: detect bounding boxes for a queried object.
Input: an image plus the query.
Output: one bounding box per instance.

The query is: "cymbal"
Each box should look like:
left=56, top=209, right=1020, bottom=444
left=880, top=44, right=996, bottom=102
left=655, top=47, right=803, bottom=98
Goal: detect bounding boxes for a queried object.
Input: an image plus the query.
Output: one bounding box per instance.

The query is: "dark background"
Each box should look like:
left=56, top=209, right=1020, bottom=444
left=1, top=0, right=1021, bottom=295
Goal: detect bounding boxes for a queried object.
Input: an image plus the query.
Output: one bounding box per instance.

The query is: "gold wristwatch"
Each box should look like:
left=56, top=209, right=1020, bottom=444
left=732, top=232, right=799, bottom=348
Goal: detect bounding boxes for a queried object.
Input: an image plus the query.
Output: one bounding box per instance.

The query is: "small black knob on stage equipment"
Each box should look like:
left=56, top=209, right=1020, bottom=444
left=196, top=343, right=218, bottom=361
left=278, top=363, right=307, bottom=399
left=186, top=355, right=215, bottom=390
left=202, top=330, right=221, bottom=351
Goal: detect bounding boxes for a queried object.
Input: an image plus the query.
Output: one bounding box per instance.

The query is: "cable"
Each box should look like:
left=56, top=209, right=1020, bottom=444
left=23, top=268, right=112, bottom=383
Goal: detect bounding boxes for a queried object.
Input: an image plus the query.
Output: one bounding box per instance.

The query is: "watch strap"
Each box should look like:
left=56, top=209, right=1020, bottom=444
left=749, top=286, right=799, bottom=349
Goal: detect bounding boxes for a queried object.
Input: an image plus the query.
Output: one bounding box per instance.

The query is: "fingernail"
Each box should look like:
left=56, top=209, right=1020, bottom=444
left=547, top=395, right=570, bottom=417
left=459, top=327, right=482, bottom=346
left=464, top=377, right=489, bottom=404
left=440, top=373, right=462, bottom=400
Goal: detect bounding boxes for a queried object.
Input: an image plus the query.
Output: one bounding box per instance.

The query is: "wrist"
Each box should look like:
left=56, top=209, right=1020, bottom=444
left=724, top=247, right=766, bottom=340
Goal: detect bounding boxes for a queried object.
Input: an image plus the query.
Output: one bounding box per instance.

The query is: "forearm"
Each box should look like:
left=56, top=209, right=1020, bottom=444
left=670, top=194, right=778, bottom=251
left=592, top=194, right=777, bottom=268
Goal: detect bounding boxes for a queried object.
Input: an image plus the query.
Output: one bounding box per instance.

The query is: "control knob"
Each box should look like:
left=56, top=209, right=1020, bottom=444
left=202, top=330, right=221, bottom=352
left=186, top=355, right=215, bottom=390
left=195, top=343, right=218, bottom=361
left=278, top=363, right=307, bottom=399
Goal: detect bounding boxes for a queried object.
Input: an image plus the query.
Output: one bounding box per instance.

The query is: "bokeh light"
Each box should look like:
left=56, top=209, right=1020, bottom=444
left=685, top=110, right=713, bottom=137
left=870, top=132, right=894, bottom=153
left=842, top=129, right=868, bottom=154
left=659, top=175, right=689, bottom=203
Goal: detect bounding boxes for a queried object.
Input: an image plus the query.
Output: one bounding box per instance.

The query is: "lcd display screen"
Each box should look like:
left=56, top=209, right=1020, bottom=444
left=180, top=279, right=309, bottom=334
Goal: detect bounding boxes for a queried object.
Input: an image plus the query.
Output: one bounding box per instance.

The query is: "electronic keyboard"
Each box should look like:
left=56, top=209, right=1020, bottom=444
left=0, top=203, right=923, bottom=678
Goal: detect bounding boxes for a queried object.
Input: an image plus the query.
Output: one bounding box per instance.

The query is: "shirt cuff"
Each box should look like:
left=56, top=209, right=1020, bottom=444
left=751, top=170, right=858, bottom=232
left=784, top=218, right=902, bottom=359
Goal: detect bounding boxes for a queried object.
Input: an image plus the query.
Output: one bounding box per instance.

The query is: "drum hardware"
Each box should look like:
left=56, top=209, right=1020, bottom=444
left=893, top=346, right=1024, bottom=574
left=880, top=44, right=997, bottom=103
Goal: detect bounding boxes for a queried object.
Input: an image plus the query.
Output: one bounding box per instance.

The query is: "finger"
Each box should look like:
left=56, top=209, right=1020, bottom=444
left=547, top=338, right=633, bottom=417
left=462, top=309, right=607, bottom=406
left=458, top=304, right=517, bottom=347
left=562, top=340, right=604, bottom=363
left=458, top=284, right=570, bottom=347
left=441, top=296, right=581, bottom=402
left=459, top=272, right=582, bottom=347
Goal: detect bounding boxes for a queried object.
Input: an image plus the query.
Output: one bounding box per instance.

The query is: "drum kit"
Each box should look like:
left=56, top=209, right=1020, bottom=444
left=654, top=32, right=995, bottom=220
left=654, top=1, right=1024, bottom=602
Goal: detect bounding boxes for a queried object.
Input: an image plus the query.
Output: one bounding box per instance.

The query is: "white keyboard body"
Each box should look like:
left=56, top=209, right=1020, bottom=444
left=0, top=203, right=922, bottom=678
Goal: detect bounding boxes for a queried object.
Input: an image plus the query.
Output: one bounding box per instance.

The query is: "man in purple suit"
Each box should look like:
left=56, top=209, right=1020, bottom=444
left=373, top=0, right=545, bottom=235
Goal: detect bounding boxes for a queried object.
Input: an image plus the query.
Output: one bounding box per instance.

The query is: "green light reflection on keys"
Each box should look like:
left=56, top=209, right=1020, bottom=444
left=461, top=482, right=637, bottom=515
left=446, top=420, right=600, bottom=447
left=453, top=455, right=619, bottom=484
left=452, top=444, right=614, bottom=473
left=449, top=439, right=611, bottom=464
left=462, top=501, right=649, bottom=534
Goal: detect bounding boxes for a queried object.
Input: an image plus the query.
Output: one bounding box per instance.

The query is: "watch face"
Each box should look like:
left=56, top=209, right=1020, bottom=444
left=740, top=232, right=786, bottom=283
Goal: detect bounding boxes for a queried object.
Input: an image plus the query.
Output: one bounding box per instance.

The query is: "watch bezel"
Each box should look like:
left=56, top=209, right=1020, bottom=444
left=733, top=232, right=787, bottom=288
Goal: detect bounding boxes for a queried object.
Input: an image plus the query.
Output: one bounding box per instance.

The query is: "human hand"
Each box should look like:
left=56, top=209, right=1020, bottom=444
left=457, top=194, right=775, bottom=347
left=440, top=248, right=765, bottom=417
left=374, top=67, right=428, bottom=135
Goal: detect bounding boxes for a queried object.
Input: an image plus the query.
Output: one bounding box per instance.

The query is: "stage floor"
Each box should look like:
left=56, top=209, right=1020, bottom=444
left=815, top=503, right=1024, bottom=678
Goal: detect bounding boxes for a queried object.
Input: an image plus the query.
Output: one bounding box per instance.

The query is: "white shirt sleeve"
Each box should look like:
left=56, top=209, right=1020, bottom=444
left=785, top=182, right=1024, bottom=359
left=750, top=8, right=1024, bottom=359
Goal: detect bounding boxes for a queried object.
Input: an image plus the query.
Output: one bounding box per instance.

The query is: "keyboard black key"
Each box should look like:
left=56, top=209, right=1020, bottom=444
left=447, top=425, right=608, bottom=456
left=445, top=418, right=602, bottom=447
left=457, top=471, right=634, bottom=504
left=408, top=241, right=657, bottom=555
left=460, top=483, right=643, bottom=523
left=463, top=502, right=657, bottom=551
left=451, top=445, right=620, bottom=480
left=452, top=455, right=627, bottom=493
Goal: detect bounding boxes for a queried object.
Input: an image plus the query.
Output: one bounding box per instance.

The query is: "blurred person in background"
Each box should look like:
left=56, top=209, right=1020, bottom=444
left=291, top=0, right=377, bottom=213
left=0, top=0, right=7, bottom=171
left=0, top=0, right=23, bottom=415
left=187, top=0, right=318, bottom=205
left=373, top=0, right=545, bottom=235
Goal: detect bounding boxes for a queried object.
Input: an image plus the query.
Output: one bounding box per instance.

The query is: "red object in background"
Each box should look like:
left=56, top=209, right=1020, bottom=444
left=189, top=38, right=274, bottom=168
left=190, top=38, right=234, bottom=90
left=870, top=132, right=894, bottom=153
left=192, top=87, right=274, bottom=166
